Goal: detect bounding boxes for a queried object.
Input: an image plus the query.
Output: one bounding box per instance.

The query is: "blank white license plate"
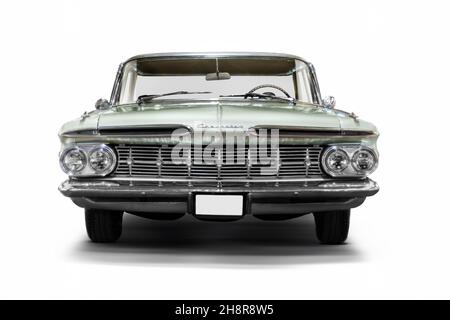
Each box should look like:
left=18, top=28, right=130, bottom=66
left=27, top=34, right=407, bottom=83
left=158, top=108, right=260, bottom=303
left=195, top=195, right=243, bottom=216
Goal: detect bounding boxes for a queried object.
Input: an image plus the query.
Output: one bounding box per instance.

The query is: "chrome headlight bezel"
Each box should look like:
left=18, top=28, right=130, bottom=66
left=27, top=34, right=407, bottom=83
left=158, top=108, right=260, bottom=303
left=88, top=145, right=116, bottom=175
left=60, top=147, right=87, bottom=176
left=351, top=147, right=378, bottom=175
left=59, top=144, right=117, bottom=177
left=322, top=145, right=378, bottom=178
left=322, top=147, right=350, bottom=176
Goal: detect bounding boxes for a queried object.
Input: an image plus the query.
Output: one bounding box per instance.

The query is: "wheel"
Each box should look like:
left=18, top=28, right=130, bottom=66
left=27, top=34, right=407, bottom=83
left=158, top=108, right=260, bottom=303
left=313, top=210, right=350, bottom=244
left=85, top=209, right=123, bottom=243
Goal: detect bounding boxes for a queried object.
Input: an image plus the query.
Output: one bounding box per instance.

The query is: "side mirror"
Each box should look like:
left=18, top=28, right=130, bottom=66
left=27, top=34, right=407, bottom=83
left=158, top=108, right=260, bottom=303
left=322, top=96, right=336, bottom=109
left=95, top=98, right=111, bottom=110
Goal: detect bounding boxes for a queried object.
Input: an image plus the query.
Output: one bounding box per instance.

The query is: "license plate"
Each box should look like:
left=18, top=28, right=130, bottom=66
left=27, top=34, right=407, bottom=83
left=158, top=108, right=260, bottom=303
left=195, top=195, right=243, bottom=216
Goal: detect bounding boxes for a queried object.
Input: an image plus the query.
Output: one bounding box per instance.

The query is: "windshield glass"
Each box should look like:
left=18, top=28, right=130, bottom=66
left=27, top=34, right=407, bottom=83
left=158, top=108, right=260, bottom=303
left=117, top=56, right=315, bottom=105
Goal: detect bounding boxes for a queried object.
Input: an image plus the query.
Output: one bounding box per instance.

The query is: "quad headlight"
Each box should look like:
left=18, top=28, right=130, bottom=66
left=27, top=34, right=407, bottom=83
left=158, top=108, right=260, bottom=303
left=60, top=144, right=116, bottom=177
left=88, top=146, right=116, bottom=174
left=322, top=145, right=378, bottom=177
left=60, top=147, right=87, bottom=174
left=323, top=148, right=349, bottom=173
left=352, top=148, right=377, bottom=173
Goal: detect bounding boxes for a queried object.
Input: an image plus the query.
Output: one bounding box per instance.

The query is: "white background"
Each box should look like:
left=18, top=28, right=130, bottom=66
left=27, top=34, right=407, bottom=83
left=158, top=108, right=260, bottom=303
left=0, top=0, right=449, bottom=299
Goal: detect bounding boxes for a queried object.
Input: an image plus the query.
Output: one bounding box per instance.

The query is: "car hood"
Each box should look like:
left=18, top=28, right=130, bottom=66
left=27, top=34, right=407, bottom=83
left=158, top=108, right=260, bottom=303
left=60, top=100, right=377, bottom=135
left=98, top=100, right=376, bottom=132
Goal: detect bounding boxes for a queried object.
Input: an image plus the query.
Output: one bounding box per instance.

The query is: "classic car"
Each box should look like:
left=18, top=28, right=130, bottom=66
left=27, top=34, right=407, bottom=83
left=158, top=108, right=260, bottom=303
left=58, top=52, right=379, bottom=244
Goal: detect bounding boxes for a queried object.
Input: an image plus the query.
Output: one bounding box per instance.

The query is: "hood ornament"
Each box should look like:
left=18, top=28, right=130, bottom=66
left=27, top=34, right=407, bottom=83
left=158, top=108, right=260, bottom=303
left=349, top=112, right=358, bottom=120
left=80, top=111, right=89, bottom=120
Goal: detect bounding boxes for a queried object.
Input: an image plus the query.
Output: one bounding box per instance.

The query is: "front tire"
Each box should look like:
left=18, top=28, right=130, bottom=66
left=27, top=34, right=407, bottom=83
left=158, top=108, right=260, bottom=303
left=85, top=209, right=123, bottom=243
left=313, top=210, right=350, bottom=244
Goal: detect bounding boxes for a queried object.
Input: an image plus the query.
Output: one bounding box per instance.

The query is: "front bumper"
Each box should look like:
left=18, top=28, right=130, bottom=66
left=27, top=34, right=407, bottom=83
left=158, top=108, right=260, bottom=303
left=59, top=178, right=379, bottom=217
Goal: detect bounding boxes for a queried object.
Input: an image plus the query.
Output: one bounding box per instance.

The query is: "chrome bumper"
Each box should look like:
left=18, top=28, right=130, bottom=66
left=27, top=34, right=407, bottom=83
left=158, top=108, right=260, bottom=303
left=59, top=178, right=379, bottom=216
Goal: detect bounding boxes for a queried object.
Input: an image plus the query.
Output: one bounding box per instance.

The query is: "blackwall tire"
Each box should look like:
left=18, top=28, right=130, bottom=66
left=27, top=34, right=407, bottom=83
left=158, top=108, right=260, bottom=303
left=85, top=209, right=123, bottom=243
left=313, top=210, right=350, bottom=244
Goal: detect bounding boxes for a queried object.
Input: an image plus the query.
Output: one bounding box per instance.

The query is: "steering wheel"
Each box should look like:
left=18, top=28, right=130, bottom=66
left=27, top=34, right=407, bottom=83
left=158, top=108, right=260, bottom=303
left=246, top=84, right=292, bottom=98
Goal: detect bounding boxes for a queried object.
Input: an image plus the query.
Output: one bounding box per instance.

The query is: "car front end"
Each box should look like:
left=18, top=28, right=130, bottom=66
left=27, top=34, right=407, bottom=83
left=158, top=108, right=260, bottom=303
left=58, top=52, right=379, bottom=244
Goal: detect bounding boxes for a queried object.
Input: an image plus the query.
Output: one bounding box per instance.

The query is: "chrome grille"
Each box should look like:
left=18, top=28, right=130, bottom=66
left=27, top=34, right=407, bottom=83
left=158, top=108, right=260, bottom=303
left=114, top=145, right=323, bottom=179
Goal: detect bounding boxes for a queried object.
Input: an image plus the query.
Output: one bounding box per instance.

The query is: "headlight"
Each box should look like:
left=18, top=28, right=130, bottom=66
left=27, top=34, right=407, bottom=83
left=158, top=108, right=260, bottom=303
left=352, top=148, right=377, bottom=174
left=322, top=147, right=350, bottom=176
left=60, top=144, right=116, bottom=177
left=325, top=148, right=349, bottom=172
left=322, top=145, right=378, bottom=177
left=60, top=147, right=87, bottom=175
left=88, top=145, right=116, bottom=174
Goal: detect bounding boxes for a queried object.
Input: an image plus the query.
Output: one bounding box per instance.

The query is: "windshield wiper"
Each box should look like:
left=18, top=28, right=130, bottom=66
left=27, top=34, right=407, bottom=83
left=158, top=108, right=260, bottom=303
left=137, top=91, right=211, bottom=104
left=220, top=93, right=296, bottom=104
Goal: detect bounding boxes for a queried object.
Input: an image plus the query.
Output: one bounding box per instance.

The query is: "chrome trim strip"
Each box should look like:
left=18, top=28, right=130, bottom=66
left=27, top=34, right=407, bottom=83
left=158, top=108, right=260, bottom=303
left=123, top=52, right=310, bottom=65
left=308, top=63, right=323, bottom=105
left=98, top=124, right=192, bottom=131
left=81, top=176, right=333, bottom=183
left=110, top=63, right=123, bottom=106
left=60, top=178, right=379, bottom=194
left=252, top=125, right=376, bottom=136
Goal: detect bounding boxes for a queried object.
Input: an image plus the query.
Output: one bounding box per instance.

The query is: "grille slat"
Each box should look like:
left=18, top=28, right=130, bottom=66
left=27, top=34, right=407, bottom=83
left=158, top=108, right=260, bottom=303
left=114, top=144, right=323, bottom=179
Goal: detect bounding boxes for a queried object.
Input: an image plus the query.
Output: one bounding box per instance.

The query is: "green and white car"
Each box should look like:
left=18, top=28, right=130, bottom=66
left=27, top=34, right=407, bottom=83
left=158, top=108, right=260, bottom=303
left=58, top=52, right=379, bottom=244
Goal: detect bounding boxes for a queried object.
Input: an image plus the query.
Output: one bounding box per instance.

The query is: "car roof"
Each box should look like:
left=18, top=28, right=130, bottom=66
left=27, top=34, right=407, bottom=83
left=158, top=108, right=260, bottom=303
left=124, top=52, right=310, bottom=64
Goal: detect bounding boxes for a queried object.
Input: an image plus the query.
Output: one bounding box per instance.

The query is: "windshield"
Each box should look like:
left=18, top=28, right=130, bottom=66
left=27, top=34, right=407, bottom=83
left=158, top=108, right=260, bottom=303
left=117, top=56, right=316, bottom=105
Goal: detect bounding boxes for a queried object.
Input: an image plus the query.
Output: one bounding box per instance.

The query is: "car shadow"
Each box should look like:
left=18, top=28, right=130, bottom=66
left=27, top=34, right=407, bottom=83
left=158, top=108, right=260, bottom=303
left=71, top=213, right=364, bottom=267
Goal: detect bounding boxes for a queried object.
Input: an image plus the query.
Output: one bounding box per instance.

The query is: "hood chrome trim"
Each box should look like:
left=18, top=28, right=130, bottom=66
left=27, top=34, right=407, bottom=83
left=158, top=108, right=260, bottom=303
left=253, top=126, right=375, bottom=136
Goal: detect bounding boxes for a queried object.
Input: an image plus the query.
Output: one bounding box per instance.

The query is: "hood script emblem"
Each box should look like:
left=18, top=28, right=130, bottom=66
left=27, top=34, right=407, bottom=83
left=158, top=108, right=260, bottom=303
left=197, top=123, right=244, bottom=129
